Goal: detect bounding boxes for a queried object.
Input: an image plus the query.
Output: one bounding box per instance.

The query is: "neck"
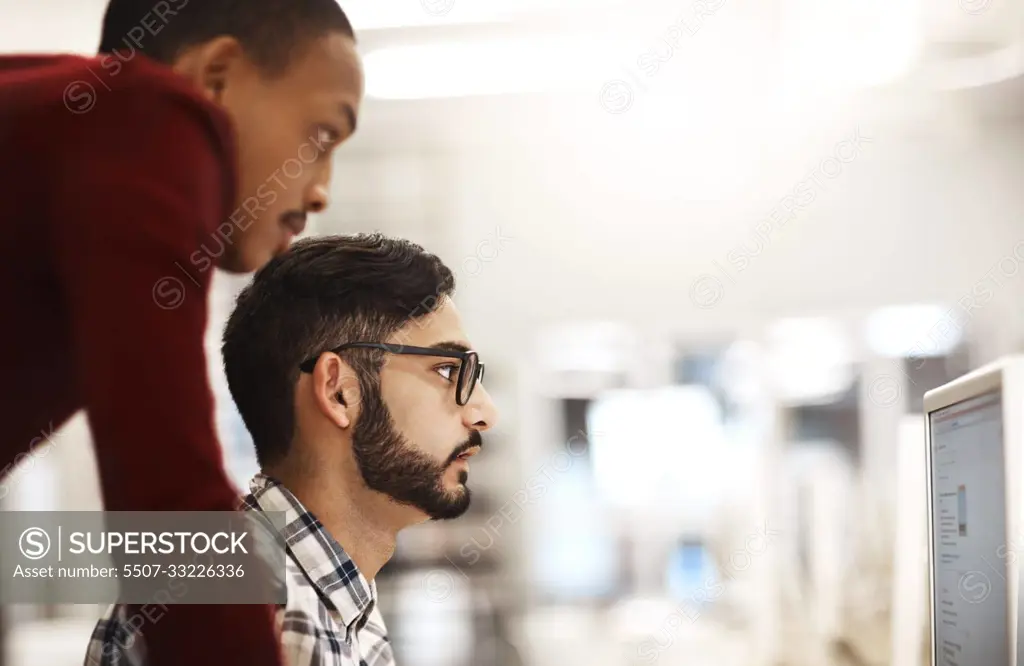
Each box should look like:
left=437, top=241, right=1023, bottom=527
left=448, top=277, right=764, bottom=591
left=268, top=459, right=410, bottom=582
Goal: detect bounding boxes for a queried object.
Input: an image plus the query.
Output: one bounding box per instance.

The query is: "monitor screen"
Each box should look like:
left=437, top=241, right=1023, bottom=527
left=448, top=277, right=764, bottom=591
left=929, top=390, right=1008, bottom=666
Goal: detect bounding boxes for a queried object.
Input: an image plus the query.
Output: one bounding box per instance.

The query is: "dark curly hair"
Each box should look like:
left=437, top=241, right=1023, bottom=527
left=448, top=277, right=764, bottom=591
left=222, top=234, right=455, bottom=466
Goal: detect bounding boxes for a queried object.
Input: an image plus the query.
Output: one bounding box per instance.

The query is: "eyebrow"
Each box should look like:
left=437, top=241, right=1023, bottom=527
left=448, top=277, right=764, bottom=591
left=430, top=341, right=472, bottom=354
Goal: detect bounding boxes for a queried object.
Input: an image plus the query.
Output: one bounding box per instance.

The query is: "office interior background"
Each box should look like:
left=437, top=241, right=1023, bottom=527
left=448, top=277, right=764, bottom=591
left=5, top=0, right=1024, bottom=663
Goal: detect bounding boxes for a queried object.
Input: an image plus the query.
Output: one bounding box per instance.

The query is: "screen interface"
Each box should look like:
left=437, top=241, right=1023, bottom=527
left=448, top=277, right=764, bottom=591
left=929, top=390, right=1008, bottom=666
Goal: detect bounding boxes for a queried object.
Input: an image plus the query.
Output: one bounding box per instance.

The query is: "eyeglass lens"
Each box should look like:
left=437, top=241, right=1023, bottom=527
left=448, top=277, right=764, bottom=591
left=458, top=353, right=479, bottom=405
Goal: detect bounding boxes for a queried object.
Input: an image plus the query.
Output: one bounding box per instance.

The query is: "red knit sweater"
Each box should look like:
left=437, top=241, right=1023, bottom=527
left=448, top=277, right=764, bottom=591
left=0, top=53, right=281, bottom=666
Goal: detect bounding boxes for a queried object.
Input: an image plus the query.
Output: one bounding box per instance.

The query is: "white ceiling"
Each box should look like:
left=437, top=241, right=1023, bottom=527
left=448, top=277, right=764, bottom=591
left=2, top=0, right=1022, bottom=144
left=920, top=0, right=1024, bottom=47
left=3, top=0, right=1019, bottom=52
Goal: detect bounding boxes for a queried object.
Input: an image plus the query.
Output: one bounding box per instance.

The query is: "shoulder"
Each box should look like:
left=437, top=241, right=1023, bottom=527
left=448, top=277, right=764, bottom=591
left=87, top=55, right=233, bottom=184
left=84, top=604, right=146, bottom=666
left=276, top=560, right=349, bottom=664
left=279, top=557, right=336, bottom=632
left=357, top=604, right=393, bottom=663
left=35, top=55, right=238, bottom=232
left=92, top=53, right=234, bottom=148
left=2, top=53, right=233, bottom=155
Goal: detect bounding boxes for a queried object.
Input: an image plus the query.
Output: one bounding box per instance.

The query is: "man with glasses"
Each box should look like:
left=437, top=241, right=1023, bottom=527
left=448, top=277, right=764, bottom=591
left=87, top=234, right=498, bottom=665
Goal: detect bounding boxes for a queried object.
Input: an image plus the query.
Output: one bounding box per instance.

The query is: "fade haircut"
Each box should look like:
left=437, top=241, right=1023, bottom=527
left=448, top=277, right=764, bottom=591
left=222, top=234, right=456, bottom=466
left=98, top=0, right=355, bottom=76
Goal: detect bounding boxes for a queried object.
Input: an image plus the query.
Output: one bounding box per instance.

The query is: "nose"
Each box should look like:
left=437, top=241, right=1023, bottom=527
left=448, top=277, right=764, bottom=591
left=463, top=384, right=498, bottom=432
left=305, top=182, right=329, bottom=214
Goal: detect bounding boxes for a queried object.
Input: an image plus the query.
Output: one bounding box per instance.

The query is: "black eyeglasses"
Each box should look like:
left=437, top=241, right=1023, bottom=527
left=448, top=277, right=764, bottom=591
left=299, top=342, right=485, bottom=406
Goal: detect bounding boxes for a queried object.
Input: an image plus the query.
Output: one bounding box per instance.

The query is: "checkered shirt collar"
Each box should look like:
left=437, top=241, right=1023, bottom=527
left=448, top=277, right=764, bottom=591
left=245, top=472, right=377, bottom=633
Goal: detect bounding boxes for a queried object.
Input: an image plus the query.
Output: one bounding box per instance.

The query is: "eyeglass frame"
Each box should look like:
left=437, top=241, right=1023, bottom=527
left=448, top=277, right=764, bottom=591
left=298, top=342, right=485, bottom=406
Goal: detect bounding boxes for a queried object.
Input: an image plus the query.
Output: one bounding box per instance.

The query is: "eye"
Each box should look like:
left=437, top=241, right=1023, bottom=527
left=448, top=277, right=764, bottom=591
left=313, top=125, right=342, bottom=157
left=435, top=364, right=459, bottom=381
left=318, top=125, right=341, bottom=144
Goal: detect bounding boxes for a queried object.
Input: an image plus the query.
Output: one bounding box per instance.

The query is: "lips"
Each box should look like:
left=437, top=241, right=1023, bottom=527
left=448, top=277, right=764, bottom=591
left=280, top=212, right=307, bottom=236
left=450, top=433, right=483, bottom=465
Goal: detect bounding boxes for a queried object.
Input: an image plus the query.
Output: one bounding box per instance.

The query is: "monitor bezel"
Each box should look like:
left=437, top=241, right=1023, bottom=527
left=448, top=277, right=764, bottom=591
left=924, top=359, right=1017, bottom=666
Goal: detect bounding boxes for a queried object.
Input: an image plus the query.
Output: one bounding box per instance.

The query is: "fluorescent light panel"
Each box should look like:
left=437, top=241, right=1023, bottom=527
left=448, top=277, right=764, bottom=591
left=341, top=0, right=631, bottom=30
left=864, top=304, right=963, bottom=358
left=363, top=37, right=608, bottom=99
left=363, top=30, right=921, bottom=101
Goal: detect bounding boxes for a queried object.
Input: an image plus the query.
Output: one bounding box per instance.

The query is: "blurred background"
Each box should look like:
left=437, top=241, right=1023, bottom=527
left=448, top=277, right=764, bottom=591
left=5, top=0, right=1024, bottom=663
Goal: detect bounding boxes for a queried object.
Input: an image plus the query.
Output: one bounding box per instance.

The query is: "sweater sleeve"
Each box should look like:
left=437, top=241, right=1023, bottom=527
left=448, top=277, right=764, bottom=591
left=50, top=88, right=282, bottom=666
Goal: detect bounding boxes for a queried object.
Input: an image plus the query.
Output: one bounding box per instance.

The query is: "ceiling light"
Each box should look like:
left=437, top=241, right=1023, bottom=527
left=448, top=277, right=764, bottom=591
left=864, top=304, right=963, bottom=358
left=779, top=0, right=922, bottom=101
left=363, top=37, right=609, bottom=99
left=765, top=317, right=855, bottom=404
left=342, top=0, right=630, bottom=30
left=587, top=386, right=726, bottom=510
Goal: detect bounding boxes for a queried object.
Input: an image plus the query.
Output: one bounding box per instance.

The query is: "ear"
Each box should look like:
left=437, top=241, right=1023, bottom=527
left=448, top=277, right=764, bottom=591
left=170, top=36, right=247, bottom=104
left=309, top=354, right=360, bottom=430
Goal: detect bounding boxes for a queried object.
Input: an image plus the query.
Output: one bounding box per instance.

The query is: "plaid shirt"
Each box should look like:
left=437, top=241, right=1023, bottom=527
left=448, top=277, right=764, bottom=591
left=84, top=473, right=396, bottom=666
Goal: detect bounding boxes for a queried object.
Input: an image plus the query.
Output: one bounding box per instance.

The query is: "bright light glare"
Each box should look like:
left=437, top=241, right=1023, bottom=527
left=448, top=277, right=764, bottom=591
left=779, top=0, right=921, bottom=104
left=864, top=304, right=963, bottom=358
left=587, top=386, right=725, bottom=511
left=539, top=321, right=637, bottom=374
left=532, top=468, right=619, bottom=598
left=363, top=37, right=608, bottom=99
left=365, top=0, right=921, bottom=101
left=342, top=0, right=626, bottom=30
left=393, top=572, right=473, bottom=666
left=717, top=340, right=767, bottom=406
left=765, top=318, right=854, bottom=404
left=562, top=96, right=764, bottom=200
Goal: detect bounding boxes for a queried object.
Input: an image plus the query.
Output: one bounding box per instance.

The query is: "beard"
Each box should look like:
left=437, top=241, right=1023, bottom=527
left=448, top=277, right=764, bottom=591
left=351, top=377, right=479, bottom=520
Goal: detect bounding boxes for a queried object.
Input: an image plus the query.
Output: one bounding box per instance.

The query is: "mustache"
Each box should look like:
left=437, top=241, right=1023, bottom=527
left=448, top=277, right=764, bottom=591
left=446, top=431, right=483, bottom=464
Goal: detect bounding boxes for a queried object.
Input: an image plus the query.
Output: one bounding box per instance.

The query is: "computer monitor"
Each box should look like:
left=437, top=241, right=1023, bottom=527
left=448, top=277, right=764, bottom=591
left=924, top=356, right=1024, bottom=666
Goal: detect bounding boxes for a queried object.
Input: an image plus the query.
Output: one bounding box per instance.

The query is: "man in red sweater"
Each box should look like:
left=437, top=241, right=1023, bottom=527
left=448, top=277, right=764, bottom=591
left=0, top=1, right=362, bottom=664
